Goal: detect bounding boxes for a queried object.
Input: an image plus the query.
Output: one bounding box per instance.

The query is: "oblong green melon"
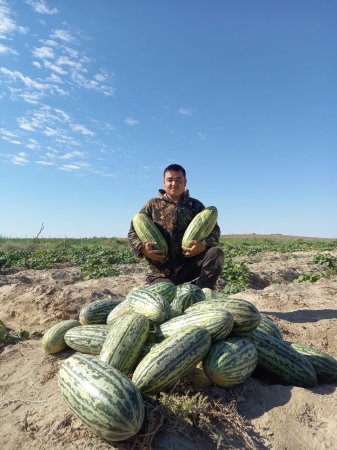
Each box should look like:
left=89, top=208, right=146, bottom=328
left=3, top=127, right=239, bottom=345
left=42, top=319, right=80, bottom=354
left=58, top=353, right=144, bottom=442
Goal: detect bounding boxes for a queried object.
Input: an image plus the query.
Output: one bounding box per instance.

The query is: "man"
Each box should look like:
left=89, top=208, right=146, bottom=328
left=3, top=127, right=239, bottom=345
left=128, top=164, right=224, bottom=289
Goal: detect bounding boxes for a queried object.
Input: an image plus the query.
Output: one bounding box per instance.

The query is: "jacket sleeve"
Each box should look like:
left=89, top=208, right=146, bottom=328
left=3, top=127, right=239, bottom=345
left=127, top=201, right=153, bottom=258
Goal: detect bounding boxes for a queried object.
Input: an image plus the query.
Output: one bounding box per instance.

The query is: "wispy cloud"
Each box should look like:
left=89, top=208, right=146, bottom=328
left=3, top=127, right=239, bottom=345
left=124, top=117, right=140, bottom=126
left=58, top=164, right=81, bottom=171
left=0, top=127, right=18, bottom=138
left=0, top=0, right=118, bottom=177
left=0, top=43, right=18, bottom=55
left=59, top=150, right=86, bottom=160
left=50, top=29, right=74, bottom=43
left=178, top=107, right=193, bottom=116
left=0, top=0, right=29, bottom=40
left=11, top=151, right=29, bottom=165
left=71, top=123, right=94, bottom=136
left=32, top=46, right=55, bottom=59
left=36, top=160, right=54, bottom=165
left=25, top=0, right=58, bottom=15
left=197, top=132, right=207, bottom=140
left=58, top=161, right=90, bottom=171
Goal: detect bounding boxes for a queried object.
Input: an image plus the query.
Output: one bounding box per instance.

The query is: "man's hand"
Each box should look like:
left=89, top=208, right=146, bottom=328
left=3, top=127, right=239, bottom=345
left=182, top=240, right=206, bottom=258
left=141, top=242, right=166, bottom=261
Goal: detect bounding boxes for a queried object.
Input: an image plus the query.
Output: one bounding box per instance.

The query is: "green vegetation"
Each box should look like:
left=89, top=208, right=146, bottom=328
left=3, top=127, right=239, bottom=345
left=218, top=237, right=337, bottom=291
left=0, top=319, right=33, bottom=348
left=0, top=237, right=138, bottom=280
left=0, top=236, right=336, bottom=287
left=295, top=253, right=337, bottom=283
left=220, top=257, right=250, bottom=294
left=219, top=236, right=337, bottom=257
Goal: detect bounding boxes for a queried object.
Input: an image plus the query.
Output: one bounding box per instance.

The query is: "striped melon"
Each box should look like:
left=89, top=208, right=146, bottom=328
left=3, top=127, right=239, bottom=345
left=186, top=298, right=261, bottom=336
left=132, top=212, right=168, bottom=256
left=249, top=329, right=317, bottom=387
left=157, top=309, right=233, bottom=342
left=79, top=299, right=122, bottom=325
left=132, top=326, right=212, bottom=394
left=145, top=282, right=177, bottom=303
left=171, top=283, right=205, bottom=316
left=99, top=313, right=149, bottom=374
left=138, top=342, right=160, bottom=361
left=182, top=206, right=218, bottom=249
left=42, top=319, right=80, bottom=354
left=202, top=287, right=217, bottom=300
left=203, top=338, right=258, bottom=387
left=64, top=325, right=109, bottom=355
left=257, top=314, right=283, bottom=340
left=58, top=354, right=144, bottom=441
left=106, top=300, right=131, bottom=325
left=290, top=342, right=337, bottom=382
left=127, top=288, right=171, bottom=323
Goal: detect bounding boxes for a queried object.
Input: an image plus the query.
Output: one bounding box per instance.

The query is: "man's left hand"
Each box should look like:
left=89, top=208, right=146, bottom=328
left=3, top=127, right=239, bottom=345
left=182, top=240, right=206, bottom=257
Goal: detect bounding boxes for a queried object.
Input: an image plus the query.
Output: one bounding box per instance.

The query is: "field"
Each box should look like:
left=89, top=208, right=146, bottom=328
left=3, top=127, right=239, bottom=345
left=1, top=235, right=337, bottom=449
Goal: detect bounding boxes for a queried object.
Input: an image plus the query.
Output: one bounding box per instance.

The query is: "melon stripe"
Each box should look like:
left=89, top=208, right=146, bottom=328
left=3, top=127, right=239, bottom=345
left=249, top=329, right=317, bottom=387
left=79, top=299, right=122, bottom=325
left=132, top=326, right=211, bottom=394
left=42, top=319, right=80, bottom=354
left=64, top=325, right=109, bottom=354
left=58, top=354, right=144, bottom=441
left=182, top=206, right=218, bottom=249
left=99, top=313, right=149, bottom=374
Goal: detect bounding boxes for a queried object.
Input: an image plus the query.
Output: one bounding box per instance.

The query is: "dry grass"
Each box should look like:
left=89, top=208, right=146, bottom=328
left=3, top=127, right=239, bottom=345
left=115, top=380, right=261, bottom=450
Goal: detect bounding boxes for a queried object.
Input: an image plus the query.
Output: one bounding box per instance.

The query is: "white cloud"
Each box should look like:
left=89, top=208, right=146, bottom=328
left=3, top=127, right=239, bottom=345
left=71, top=72, right=115, bottom=96
left=26, top=138, right=40, bottom=149
left=59, top=151, right=85, bottom=160
left=25, top=0, right=58, bottom=15
left=0, top=67, right=52, bottom=93
left=0, top=43, right=17, bottom=55
left=71, top=123, right=94, bottom=136
left=178, top=107, right=193, bottom=116
left=43, top=60, right=68, bottom=75
left=32, top=46, right=55, bottom=59
left=17, top=117, right=36, bottom=131
left=9, top=139, right=21, bottom=145
left=51, top=29, right=74, bottom=43
left=59, top=164, right=81, bottom=171
left=36, top=160, right=54, bottom=165
left=54, top=108, right=70, bottom=121
left=0, top=127, right=18, bottom=138
left=124, top=117, right=140, bottom=126
left=58, top=162, right=89, bottom=171
left=45, top=72, right=63, bottom=83
left=11, top=151, right=28, bottom=165
left=57, top=55, right=83, bottom=71
left=43, top=126, right=58, bottom=136
left=94, top=72, right=108, bottom=82
left=197, top=132, right=207, bottom=140
left=0, top=1, right=29, bottom=39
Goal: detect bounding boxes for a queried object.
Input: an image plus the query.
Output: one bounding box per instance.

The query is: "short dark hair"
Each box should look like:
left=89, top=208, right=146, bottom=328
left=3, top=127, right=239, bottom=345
left=163, top=164, right=186, bottom=178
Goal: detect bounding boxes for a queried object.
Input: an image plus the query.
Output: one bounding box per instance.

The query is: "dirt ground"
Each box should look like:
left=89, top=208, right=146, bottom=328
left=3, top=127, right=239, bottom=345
left=1, top=251, right=337, bottom=450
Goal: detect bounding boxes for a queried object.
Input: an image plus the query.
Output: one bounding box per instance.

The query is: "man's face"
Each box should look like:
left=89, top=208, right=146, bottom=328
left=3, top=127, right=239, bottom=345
left=163, top=170, right=187, bottom=201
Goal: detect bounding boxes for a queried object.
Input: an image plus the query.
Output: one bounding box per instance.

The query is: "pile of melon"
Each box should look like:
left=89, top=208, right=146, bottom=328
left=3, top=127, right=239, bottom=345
left=42, top=282, right=337, bottom=443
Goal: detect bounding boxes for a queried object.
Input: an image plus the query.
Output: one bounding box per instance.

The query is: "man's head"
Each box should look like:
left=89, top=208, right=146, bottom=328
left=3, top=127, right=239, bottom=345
left=163, top=164, right=187, bottom=202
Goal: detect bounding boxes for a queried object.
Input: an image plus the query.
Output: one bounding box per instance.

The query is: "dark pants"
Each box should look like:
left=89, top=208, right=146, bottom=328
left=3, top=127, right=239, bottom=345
left=147, top=246, right=224, bottom=289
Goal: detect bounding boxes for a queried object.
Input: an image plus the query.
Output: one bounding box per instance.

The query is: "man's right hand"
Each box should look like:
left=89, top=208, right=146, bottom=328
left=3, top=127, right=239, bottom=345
left=141, top=242, right=166, bottom=261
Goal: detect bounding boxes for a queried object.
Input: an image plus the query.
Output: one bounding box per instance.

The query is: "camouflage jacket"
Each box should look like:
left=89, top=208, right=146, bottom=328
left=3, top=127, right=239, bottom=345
left=128, top=189, right=221, bottom=278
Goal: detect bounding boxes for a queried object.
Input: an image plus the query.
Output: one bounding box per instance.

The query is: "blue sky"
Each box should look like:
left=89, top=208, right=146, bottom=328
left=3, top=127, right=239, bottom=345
left=1, top=0, right=336, bottom=238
